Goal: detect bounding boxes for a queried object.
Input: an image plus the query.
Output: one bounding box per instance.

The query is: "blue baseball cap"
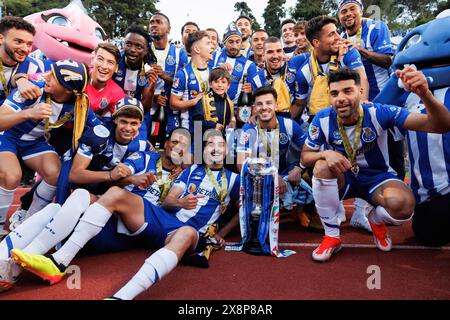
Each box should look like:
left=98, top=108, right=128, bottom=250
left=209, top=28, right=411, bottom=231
left=113, top=97, right=144, bottom=121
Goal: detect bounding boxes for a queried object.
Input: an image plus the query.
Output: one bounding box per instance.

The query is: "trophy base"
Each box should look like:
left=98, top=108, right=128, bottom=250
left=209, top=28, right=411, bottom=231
left=242, top=240, right=269, bottom=256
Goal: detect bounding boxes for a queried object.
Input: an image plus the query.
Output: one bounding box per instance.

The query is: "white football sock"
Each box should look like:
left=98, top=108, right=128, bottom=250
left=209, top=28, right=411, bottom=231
left=369, top=206, right=413, bottom=225
left=52, top=202, right=112, bottom=267
left=23, top=189, right=91, bottom=255
left=27, top=180, right=56, bottom=216
left=113, top=248, right=178, bottom=300
left=0, top=203, right=60, bottom=259
left=354, top=198, right=368, bottom=215
left=0, top=186, right=15, bottom=225
left=312, top=177, right=341, bottom=238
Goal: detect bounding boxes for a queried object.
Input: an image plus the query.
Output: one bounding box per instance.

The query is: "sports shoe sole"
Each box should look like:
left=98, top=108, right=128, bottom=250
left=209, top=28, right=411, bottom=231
left=0, top=281, right=14, bottom=292
left=10, top=251, right=64, bottom=285
left=312, top=245, right=342, bottom=263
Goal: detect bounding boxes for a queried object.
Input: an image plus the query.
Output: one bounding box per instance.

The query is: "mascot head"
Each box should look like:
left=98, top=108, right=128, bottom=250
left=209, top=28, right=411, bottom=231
left=24, top=0, right=107, bottom=65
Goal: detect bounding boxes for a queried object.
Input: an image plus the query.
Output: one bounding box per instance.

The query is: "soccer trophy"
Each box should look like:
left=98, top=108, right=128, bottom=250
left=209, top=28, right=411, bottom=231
left=242, top=158, right=272, bottom=255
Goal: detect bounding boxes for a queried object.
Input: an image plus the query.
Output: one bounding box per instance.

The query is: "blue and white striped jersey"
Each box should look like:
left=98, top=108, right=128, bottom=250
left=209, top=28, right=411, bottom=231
left=306, top=103, right=410, bottom=173
left=295, top=48, right=364, bottom=100
left=1, top=89, right=100, bottom=141
left=393, top=88, right=450, bottom=203
left=210, top=49, right=263, bottom=103
left=171, top=63, right=212, bottom=132
left=172, top=164, right=240, bottom=234
left=341, top=19, right=394, bottom=100
left=0, top=56, right=45, bottom=104
left=77, top=123, right=149, bottom=171
left=258, top=62, right=298, bottom=103
left=237, top=116, right=306, bottom=174
left=123, top=150, right=171, bottom=206
left=113, top=52, right=149, bottom=99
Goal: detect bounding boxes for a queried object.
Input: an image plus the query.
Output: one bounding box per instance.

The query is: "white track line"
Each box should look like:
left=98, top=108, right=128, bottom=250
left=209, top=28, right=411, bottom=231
left=225, top=242, right=450, bottom=251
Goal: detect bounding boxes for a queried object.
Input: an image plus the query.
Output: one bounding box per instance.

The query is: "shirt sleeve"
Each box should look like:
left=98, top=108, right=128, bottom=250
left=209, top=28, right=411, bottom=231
left=292, top=120, right=307, bottom=148
left=2, top=89, right=37, bottom=112
left=171, top=69, right=186, bottom=97
left=86, top=108, right=103, bottom=127
left=77, top=143, right=94, bottom=159
left=123, top=151, right=147, bottom=175
left=305, top=114, right=326, bottom=150
left=229, top=173, right=240, bottom=201
left=370, top=21, right=394, bottom=55
left=343, top=47, right=364, bottom=69
left=178, top=49, right=188, bottom=73
left=247, top=63, right=261, bottom=91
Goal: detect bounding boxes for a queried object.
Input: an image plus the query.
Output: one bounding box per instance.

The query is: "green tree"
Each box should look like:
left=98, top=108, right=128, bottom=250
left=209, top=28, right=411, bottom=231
left=4, top=0, right=69, bottom=17
left=234, top=1, right=261, bottom=30
left=263, top=0, right=286, bottom=37
left=291, top=0, right=327, bottom=21
left=84, top=0, right=158, bottom=38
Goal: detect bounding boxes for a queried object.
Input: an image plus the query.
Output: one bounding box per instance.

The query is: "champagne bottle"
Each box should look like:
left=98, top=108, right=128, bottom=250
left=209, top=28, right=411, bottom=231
left=236, top=74, right=253, bottom=126
left=158, top=90, right=165, bottom=123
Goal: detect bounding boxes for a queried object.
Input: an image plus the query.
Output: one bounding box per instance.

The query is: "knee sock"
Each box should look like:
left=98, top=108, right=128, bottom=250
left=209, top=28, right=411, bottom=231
left=113, top=248, right=178, bottom=300
left=312, top=177, right=340, bottom=238
left=369, top=206, right=413, bottom=225
left=23, top=189, right=91, bottom=255
left=0, top=186, right=15, bottom=225
left=0, top=203, right=60, bottom=259
left=354, top=198, right=368, bottom=215
left=27, top=180, right=56, bottom=216
left=52, top=202, right=112, bottom=267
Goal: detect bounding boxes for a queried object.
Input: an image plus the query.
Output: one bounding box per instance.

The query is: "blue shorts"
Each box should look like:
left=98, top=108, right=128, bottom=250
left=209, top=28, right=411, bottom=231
left=0, top=134, right=56, bottom=160
left=83, top=198, right=185, bottom=253
left=339, top=168, right=403, bottom=205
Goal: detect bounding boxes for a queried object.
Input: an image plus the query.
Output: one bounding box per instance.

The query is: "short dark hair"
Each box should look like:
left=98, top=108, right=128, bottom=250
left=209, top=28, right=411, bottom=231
left=152, top=12, right=171, bottom=26
left=281, top=19, right=296, bottom=29
left=252, top=29, right=269, bottom=36
left=181, top=21, right=200, bottom=35
left=293, top=21, right=307, bottom=33
left=95, top=42, right=121, bottom=63
left=264, top=36, right=282, bottom=47
left=0, top=16, right=35, bottom=36
left=305, top=16, right=338, bottom=43
left=236, top=15, right=253, bottom=26
left=206, top=28, right=219, bottom=40
left=253, top=86, right=278, bottom=101
left=204, top=128, right=226, bottom=146
left=115, top=108, right=143, bottom=121
left=186, top=30, right=208, bottom=54
left=125, top=24, right=150, bottom=43
left=328, top=68, right=361, bottom=86
left=209, top=68, right=230, bottom=83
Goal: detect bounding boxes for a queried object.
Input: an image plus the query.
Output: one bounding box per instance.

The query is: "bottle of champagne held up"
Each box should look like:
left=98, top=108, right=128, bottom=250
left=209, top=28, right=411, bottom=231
left=236, top=74, right=253, bottom=126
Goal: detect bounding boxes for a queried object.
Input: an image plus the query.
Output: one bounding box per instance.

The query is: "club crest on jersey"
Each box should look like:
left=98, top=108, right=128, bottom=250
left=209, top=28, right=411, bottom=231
left=167, top=55, right=175, bottom=66
left=99, top=98, right=109, bottom=109
left=286, top=72, right=295, bottom=84
left=188, top=183, right=197, bottom=193
left=116, top=69, right=123, bottom=77
left=279, top=133, right=288, bottom=144
left=309, top=125, right=320, bottom=140
left=361, top=127, right=376, bottom=143
left=234, top=63, right=243, bottom=73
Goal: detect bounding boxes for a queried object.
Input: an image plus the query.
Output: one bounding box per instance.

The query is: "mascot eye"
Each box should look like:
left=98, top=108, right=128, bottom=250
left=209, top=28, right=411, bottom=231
left=402, top=34, right=422, bottom=51
left=47, top=15, right=70, bottom=27
left=95, top=28, right=106, bottom=41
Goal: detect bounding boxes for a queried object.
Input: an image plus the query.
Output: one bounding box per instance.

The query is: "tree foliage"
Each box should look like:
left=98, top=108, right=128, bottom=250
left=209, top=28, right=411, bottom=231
left=234, top=1, right=261, bottom=30
left=263, top=0, right=286, bottom=37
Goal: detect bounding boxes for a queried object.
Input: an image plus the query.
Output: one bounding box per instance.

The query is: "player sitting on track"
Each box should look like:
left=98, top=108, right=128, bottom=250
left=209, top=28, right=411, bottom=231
left=0, top=127, right=191, bottom=292
left=300, top=67, right=450, bottom=262
left=7, top=130, right=240, bottom=300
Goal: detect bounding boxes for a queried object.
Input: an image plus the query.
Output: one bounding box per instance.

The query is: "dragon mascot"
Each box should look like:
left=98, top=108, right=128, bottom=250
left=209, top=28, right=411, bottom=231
left=374, top=10, right=450, bottom=246
left=24, top=0, right=106, bottom=67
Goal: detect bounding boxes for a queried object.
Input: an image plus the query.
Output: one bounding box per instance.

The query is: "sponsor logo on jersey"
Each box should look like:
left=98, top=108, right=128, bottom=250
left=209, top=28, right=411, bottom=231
left=309, top=125, right=320, bottom=140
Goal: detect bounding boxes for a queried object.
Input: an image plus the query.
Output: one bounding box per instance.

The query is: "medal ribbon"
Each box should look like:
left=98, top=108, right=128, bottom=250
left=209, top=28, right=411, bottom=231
left=156, top=158, right=172, bottom=202
left=191, top=63, right=209, bottom=93
left=337, top=106, right=364, bottom=170
left=205, top=167, right=227, bottom=207
left=0, top=58, right=19, bottom=97
left=43, top=95, right=72, bottom=135
left=152, top=42, right=170, bottom=67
